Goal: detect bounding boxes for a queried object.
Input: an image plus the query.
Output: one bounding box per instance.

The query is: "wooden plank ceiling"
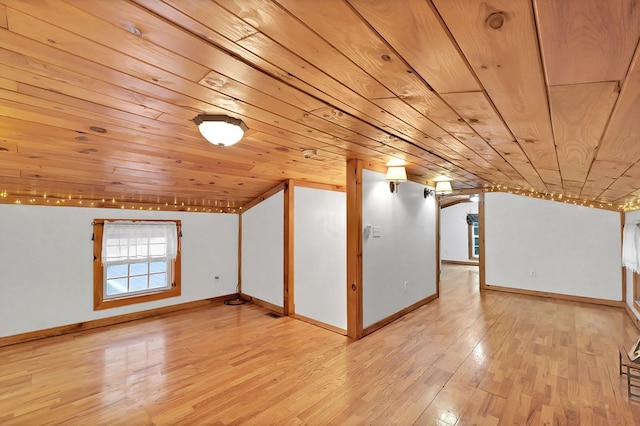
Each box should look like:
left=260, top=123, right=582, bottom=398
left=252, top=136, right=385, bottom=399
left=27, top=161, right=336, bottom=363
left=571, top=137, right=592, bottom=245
left=0, top=0, right=639, bottom=211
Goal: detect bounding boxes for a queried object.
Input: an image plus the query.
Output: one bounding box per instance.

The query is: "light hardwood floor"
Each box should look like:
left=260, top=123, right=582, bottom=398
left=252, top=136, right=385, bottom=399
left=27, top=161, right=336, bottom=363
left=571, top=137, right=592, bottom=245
left=1, top=265, right=639, bottom=424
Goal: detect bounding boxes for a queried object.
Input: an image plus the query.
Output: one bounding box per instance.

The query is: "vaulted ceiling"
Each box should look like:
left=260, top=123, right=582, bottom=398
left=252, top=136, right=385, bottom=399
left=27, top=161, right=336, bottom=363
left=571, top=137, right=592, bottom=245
left=1, top=0, right=639, bottom=212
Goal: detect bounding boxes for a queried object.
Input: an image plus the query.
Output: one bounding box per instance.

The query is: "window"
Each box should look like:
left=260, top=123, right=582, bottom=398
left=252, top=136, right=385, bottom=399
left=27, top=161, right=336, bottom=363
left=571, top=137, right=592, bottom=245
left=93, top=219, right=181, bottom=310
left=468, top=217, right=479, bottom=259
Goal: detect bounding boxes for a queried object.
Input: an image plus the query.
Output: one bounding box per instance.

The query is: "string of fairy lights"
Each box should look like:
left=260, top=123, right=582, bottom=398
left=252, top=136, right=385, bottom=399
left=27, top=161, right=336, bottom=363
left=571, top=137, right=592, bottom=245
left=0, top=190, right=242, bottom=213
left=2, top=186, right=639, bottom=212
left=482, top=184, right=627, bottom=211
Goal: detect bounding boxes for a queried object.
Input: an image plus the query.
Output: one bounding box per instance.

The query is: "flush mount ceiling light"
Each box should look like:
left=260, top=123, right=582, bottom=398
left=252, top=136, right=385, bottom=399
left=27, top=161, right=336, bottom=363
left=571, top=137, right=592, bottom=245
left=193, top=114, right=248, bottom=147
left=385, top=166, right=407, bottom=193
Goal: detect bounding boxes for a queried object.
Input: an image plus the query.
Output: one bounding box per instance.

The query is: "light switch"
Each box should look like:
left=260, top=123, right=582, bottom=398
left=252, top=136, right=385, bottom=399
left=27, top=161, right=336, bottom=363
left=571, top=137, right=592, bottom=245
left=373, top=226, right=381, bottom=238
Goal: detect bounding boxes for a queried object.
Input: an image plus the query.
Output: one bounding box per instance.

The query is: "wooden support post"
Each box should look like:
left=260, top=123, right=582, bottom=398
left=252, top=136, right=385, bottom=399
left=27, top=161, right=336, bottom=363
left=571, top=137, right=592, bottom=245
left=479, top=192, right=487, bottom=289
left=346, top=159, right=363, bottom=339
left=284, top=179, right=295, bottom=316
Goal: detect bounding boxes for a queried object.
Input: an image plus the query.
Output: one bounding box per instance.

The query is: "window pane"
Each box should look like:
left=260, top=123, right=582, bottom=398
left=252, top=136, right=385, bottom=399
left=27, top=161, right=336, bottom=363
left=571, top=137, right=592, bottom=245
left=106, top=264, right=128, bottom=279
left=107, top=278, right=128, bottom=296
left=130, top=275, right=148, bottom=292
left=130, top=262, right=149, bottom=276
left=150, top=273, right=168, bottom=289
left=150, top=261, right=166, bottom=274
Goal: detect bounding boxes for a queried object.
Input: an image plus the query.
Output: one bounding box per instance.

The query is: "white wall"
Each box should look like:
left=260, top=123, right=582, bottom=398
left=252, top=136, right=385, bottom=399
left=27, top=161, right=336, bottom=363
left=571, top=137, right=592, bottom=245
left=441, top=201, right=478, bottom=263
left=294, top=187, right=346, bottom=330
left=241, top=190, right=284, bottom=307
left=485, top=192, right=621, bottom=300
left=625, top=210, right=640, bottom=320
left=0, top=204, right=239, bottom=337
left=362, top=169, right=437, bottom=328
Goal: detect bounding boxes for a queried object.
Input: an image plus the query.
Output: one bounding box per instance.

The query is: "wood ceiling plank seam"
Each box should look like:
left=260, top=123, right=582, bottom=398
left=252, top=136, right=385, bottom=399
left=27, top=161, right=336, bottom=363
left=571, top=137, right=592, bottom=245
left=0, top=75, right=17, bottom=91
left=529, top=0, right=572, bottom=196
left=0, top=13, right=410, bottom=164
left=17, top=83, right=170, bottom=127
left=213, top=0, right=394, bottom=101
left=202, top=84, right=478, bottom=179
left=580, top=37, right=640, bottom=199
left=12, top=139, right=258, bottom=175
left=344, top=1, right=524, bottom=188
left=225, top=30, right=470, bottom=165
left=401, top=98, right=528, bottom=179
left=0, top=98, right=212, bottom=152
left=350, top=1, right=536, bottom=186
left=548, top=82, right=619, bottom=196
left=218, top=31, right=390, bottom=129
left=3, top=115, right=350, bottom=186
left=587, top=162, right=639, bottom=206
left=0, top=33, right=198, bottom=120
left=4, top=0, right=210, bottom=83
left=0, top=4, right=7, bottom=29
left=134, top=0, right=352, bottom=118
left=439, top=90, right=547, bottom=190
left=136, top=0, right=258, bottom=43
left=4, top=85, right=182, bottom=138
left=276, top=0, right=449, bottom=108
left=2, top=118, right=350, bottom=190
left=432, top=0, right=558, bottom=191
left=370, top=97, right=520, bottom=183
left=2, top=89, right=472, bottom=198
left=0, top=104, right=232, bottom=168
left=0, top=52, right=167, bottom=120
left=300, top=109, right=470, bottom=176
left=230, top=25, right=484, bottom=177
left=5, top=51, right=398, bottom=168
left=70, top=0, right=330, bottom=114
left=3, top=9, right=217, bottom=110
left=346, top=0, right=481, bottom=94
left=7, top=1, right=635, bottom=207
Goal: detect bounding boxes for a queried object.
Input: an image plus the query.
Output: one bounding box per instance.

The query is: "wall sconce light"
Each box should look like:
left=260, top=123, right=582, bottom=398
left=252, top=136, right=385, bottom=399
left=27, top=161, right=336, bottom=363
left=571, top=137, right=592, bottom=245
left=424, top=188, right=435, bottom=198
left=435, top=181, right=453, bottom=195
left=469, top=194, right=479, bottom=203
left=193, top=114, right=248, bottom=147
left=385, top=166, right=407, bottom=193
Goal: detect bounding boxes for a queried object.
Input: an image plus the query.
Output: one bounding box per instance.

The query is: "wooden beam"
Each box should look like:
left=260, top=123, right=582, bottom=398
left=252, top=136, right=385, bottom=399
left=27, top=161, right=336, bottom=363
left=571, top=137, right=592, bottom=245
left=346, top=159, right=363, bottom=339
left=283, top=179, right=295, bottom=316
left=479, top=192, right=487, bottom=289
left=241, top=181, right=287, bottom=212
left=435, top=196, right=441, bottom=297
left=622, top=211, right=627, bottom=303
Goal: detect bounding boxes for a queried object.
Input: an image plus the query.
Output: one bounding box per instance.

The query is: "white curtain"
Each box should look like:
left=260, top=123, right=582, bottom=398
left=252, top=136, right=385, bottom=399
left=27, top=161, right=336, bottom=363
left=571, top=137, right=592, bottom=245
left=102, top=221, right=178, bottom=264
left=623, top=223, right=640, bottom=273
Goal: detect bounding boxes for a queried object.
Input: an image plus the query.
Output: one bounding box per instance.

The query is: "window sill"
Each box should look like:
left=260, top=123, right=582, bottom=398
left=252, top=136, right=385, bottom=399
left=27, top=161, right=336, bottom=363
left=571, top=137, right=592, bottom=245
left=94, top=286, right=180, bottom=310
